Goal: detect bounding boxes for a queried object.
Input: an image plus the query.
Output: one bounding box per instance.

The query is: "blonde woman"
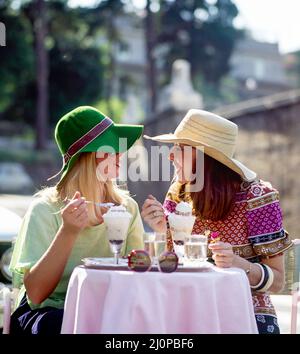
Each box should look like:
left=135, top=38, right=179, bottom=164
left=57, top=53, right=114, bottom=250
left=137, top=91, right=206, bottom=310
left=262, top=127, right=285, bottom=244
left=9, top=106, right=144, bottom=334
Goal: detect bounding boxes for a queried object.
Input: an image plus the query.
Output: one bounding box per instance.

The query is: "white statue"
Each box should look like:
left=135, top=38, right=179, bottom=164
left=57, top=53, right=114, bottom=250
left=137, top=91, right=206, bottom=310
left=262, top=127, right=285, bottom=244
left=158, top=59, right=203, bottom=112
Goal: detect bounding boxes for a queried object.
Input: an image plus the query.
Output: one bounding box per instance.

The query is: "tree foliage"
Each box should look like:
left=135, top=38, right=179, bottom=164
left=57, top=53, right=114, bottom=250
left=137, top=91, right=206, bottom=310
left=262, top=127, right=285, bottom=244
left=0, top=1, right=34, bottom=114
left=1, top=0, right=106, bottom=127
left=0, top=0, right=243, bottom=131
left=157, top=0, right=243, bottom=87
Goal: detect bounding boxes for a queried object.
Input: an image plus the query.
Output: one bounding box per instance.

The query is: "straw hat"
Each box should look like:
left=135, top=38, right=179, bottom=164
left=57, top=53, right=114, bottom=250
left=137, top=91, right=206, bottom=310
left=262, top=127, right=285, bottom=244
left=144, top=109, right=256, bottom=181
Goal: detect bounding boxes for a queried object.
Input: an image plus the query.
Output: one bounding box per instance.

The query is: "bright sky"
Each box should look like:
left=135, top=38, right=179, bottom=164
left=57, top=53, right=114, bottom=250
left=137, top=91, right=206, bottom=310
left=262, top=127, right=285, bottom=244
left=234, top=0, right=300, bottom=53
left=69, top=0, right=300, bottom=54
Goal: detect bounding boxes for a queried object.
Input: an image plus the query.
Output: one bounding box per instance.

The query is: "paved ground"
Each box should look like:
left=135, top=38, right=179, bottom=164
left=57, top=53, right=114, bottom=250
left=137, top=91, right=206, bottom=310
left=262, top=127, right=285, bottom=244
left=271, top=294, right=299, bottom=334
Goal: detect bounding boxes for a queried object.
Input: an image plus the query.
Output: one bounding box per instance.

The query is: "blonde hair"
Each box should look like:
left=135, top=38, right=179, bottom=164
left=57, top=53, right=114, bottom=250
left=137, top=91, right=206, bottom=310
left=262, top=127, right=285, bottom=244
left=39, top=152, right=128, bottom=226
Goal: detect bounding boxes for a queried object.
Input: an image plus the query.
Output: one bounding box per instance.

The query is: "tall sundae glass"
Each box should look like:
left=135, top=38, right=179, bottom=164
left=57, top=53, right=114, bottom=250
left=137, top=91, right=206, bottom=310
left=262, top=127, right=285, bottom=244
left=168, top=201, right=196, bottom=263
left=103, top=205, right=132, bottom=264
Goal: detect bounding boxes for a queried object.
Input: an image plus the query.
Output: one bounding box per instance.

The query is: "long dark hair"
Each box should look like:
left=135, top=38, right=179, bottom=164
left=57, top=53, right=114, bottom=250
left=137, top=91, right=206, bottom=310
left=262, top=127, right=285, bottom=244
left=189, top=154, right=242, bottom=220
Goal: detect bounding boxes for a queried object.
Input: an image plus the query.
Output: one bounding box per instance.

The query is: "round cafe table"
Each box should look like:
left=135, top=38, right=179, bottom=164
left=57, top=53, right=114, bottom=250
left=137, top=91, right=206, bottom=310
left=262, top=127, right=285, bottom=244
left=61, top=265, right=258, bottom=334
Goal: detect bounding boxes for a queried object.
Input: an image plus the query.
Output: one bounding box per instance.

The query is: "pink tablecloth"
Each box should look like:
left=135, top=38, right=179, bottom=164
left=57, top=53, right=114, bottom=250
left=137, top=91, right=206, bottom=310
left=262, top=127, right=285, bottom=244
left=61, top=266, right=258, bottom=334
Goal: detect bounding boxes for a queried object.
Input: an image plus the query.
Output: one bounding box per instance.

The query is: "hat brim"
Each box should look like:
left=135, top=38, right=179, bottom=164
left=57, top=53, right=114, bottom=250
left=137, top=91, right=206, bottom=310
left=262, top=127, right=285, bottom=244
left=58, top=124, right=143, bottom=183
left=144, top=133, right=257, bottom=182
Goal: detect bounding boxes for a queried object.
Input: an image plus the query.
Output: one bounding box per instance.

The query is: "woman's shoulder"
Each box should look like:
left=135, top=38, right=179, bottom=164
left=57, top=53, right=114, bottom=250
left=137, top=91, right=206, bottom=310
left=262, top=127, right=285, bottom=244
left=241, top=179, right=280, bottom=212
left=16, top=189, right=61, bottom=238
left=26, top=188, right=60, bottom=216
left=240, top=179, right=279, bottom=200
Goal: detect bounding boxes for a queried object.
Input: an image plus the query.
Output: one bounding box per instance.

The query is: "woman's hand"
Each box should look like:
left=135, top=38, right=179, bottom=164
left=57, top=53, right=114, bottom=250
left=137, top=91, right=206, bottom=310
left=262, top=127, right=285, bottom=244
left=24, top=191, right=89, bottom=304
left=61, top=191, right=89, bottom=235
left=141, top=195, right=167, bottom=234
left=209, top=241, right=235, bottom=268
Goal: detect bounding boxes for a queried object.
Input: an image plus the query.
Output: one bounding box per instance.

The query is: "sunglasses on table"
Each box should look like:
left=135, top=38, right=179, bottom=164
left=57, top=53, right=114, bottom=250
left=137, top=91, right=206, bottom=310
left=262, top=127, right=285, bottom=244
left=127, top=250, right=179, bottom=273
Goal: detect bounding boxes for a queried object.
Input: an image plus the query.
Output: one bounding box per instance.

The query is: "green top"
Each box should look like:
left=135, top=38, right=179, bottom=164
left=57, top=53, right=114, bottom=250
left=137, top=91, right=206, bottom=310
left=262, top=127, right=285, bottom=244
left=9, top=194, right=144, bottom=310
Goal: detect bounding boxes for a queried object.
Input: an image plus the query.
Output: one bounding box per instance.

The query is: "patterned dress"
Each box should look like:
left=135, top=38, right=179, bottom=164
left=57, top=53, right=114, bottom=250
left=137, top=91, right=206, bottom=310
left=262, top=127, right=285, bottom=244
left=163, top=179, right=292, bottom=334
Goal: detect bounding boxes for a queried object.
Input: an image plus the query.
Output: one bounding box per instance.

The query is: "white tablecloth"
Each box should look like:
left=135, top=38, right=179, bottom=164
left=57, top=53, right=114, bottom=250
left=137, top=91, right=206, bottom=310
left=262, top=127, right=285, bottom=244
left=61, top=265, right=258, bottom=334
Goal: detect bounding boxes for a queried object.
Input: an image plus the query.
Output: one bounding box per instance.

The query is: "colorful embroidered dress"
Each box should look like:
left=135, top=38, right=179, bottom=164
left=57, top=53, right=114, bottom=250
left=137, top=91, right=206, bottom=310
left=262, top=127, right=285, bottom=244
left=163, top=179, right=292, bottom=334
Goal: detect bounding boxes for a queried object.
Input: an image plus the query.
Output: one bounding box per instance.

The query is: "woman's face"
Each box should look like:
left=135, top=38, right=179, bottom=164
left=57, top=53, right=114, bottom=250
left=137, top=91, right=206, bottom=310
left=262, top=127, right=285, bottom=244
left=169, top=144, right=197, bottom=183
left=96, top=152, right=123, bottom=181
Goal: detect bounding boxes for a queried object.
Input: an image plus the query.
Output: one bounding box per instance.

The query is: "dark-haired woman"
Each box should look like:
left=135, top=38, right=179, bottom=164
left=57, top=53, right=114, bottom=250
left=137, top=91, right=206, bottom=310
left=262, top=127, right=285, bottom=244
left=142, top=109, right=292, bottom=334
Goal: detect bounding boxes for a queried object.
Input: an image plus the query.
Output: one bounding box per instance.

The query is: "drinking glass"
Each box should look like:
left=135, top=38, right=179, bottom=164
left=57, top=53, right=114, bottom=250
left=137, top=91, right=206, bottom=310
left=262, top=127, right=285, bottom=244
left=172, top=237, right=186, bottom=264
left=108, top=236, right=126, bottom=265
left=153, top=233, right=167, bottom=264
left=103, top=206, right=132, bottom=265
left=143, top=232, right=167, bottom=265
left=143, top=232, right=155, bottom=258
left=184, top=234, right=208, bottom=265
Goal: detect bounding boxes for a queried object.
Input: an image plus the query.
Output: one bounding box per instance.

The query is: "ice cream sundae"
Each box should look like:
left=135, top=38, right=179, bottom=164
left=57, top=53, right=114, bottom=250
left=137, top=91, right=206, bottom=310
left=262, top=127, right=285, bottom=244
left=103, top=205, right=132, bottom=264
left=168, top=201, right=196, bottom=260
left=168, top=201, right=196, bottom=243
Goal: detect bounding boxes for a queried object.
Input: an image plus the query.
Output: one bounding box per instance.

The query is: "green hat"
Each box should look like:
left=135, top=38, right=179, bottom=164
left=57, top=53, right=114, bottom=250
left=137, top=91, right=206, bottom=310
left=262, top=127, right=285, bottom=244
left=50, top=106, right=143, bottom=183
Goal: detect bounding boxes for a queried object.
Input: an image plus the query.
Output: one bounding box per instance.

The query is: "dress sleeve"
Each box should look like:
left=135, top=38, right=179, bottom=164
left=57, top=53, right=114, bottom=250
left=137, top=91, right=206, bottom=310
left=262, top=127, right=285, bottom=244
left=163, top=182, right=184, bottom=252
left=246, top=180, right=292, bottom=258
left=9, top=198, right=60, bottom=288
left=162, top=182, right=181, bottom=215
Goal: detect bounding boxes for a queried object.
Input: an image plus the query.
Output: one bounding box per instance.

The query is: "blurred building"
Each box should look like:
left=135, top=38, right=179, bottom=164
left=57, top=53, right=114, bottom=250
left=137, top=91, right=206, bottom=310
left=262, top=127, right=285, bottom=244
left=111, top=14, right=148, bottom=123
left=230, top=38, right=291, bottom=100
left=104, top=15, right=292, bottom=121
left=283, top=50, right=300, bottom=89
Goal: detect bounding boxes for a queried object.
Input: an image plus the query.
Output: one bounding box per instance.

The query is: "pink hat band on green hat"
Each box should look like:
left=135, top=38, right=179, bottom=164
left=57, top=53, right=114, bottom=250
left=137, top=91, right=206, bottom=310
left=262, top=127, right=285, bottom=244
left=63, top=116, right=113, bottom=164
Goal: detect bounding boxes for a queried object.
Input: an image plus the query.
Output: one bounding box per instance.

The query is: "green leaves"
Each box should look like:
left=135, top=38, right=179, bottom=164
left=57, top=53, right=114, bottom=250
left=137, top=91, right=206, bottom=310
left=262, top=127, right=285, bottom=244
left=157, top=0, right=243, bottom=86
left=0, top=0, right=108, bottom=127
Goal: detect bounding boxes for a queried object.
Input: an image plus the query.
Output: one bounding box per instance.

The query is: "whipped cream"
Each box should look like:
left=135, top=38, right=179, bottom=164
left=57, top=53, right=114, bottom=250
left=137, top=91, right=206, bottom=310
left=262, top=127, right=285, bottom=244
left=103, top=205, right=132, bottom=241
left=175, top=201, right=193, bottom=216
left=103, top=205, right=132, bottom=218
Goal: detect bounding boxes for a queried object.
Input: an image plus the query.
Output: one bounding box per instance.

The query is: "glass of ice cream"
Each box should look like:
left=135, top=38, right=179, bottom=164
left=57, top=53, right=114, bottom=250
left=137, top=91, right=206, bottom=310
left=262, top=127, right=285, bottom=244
left=103, top=205, right=132, bottom=264
left=168, top=201, right=196, bottom=263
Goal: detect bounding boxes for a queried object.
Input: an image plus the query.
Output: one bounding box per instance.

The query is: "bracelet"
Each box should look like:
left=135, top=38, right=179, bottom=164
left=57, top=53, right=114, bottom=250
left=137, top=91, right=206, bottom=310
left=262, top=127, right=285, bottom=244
left=256, top=263, right=270, bottom=290
left=257, top=264, right=274, bottom=293
left=250, top=263, right=274, bottom=292
left=250, top=263, right=266, bottom=290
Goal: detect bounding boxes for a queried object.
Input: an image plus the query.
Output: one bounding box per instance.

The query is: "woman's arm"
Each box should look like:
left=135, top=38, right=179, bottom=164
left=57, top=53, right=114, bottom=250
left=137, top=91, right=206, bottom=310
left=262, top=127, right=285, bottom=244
left=141, top=195, right=167, bottom=233
left=232, top=253, right=284, bottom=292
left=209, top=242, right=285, bottom=292
left=262, top=255, right=285, bottom=292
left=24, top=192, right=88, bottom=304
